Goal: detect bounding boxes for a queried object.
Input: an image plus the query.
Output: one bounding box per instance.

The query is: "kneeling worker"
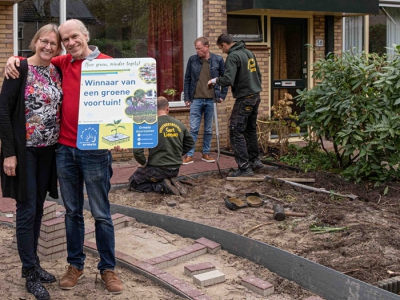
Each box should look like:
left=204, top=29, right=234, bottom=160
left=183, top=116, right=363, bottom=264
left=129, top=97, right=194, bottom=195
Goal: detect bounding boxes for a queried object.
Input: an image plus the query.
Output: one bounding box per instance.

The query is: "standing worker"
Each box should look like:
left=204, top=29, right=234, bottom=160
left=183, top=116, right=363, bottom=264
left=208, top=33, right=263, bottom=177
left=183, top=37, right=228, bottom=164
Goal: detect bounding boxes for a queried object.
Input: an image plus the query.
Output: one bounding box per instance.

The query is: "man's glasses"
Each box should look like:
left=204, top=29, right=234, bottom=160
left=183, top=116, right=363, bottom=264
left=39, top=39, right=58, bottom=48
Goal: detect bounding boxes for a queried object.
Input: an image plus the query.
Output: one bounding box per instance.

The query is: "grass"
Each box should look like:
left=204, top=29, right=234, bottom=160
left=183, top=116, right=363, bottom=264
left=277, top=142, right=335, bottom=172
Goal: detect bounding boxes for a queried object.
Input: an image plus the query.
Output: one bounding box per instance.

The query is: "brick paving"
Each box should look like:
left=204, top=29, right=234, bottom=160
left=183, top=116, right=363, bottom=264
left=111, top=151, right=237, bottom=185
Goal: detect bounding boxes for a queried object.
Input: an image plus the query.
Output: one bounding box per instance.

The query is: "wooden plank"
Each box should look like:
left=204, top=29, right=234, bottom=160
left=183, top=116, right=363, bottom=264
left=226, top=177, right=315, bottom=183
left=226, top=177, right=265, bottom=182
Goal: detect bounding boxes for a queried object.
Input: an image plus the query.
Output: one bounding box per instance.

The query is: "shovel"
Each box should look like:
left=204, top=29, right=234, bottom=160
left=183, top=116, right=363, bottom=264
left=213, top=91, right=223, bottom=178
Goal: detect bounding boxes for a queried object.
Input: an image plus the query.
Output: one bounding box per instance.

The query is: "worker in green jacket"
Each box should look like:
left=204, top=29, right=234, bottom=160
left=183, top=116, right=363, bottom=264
left=208, top=33, right=263, bottom=177
left=129, top=97, right=194, bottom=195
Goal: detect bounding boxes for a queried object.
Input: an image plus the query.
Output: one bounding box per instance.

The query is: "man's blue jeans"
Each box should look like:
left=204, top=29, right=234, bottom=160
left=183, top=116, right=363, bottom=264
left=187, top=98, right=214, bottom=157
left=55, top=144, right=115, bottom=272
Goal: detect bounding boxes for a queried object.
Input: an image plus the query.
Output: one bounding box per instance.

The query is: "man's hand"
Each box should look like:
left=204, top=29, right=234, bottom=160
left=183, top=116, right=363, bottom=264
left=3, top=156, right=17, bottom=177
left=207, top=78, right=217, bottom=89
left=5, top=57, right=21, bottom=79
left=185, top=101, right=190, bottom=107
left=218, top=97, right=224, bottom=103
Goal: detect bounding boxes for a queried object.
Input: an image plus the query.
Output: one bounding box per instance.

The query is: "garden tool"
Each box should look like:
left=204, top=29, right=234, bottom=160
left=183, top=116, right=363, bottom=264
left=213, top=91, right=223, bottom=178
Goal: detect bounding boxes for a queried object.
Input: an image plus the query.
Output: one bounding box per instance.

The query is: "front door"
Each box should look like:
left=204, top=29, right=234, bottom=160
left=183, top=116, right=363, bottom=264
left=271, top=18, right=308, bottom=120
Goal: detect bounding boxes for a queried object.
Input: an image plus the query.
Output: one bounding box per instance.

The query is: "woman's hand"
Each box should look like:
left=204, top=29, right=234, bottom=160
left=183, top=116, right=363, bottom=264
left=3, top=156, right=17, bottom=176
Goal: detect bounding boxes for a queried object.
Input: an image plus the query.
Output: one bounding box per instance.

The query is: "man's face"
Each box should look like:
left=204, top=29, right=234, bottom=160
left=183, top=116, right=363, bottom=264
left=59, top=21, right=89, bottom=60
left=218, top=43, right=229, bottom=54
left=195, top=41, right=209, bottom=59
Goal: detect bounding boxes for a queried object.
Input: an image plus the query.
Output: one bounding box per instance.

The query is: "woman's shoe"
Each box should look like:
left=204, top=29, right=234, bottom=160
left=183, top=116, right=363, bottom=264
left=24, top=267, right=50, bottom=300
left=21, top=256, right=56, bottom=283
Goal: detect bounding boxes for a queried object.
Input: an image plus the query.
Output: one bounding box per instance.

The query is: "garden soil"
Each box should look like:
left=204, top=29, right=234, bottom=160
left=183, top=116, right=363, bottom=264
left=1, top=165, right=400, bottom=299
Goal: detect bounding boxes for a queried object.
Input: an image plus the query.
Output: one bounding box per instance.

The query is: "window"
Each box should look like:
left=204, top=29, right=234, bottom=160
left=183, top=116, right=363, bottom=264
left=82, top=0, right=183, bottom=100
left=343, top=16, right=364, bottom=53
left=343, top=6, right=400, bottom=56
left=370, top=7, right=400, bottom=56
left=227, top=15, right=263, bottom=42
left=17, top=0, right=184, bottom=101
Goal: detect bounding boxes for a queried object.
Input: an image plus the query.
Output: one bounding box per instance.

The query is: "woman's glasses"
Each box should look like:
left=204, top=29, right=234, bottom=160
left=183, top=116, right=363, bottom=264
left=39, top=39, right=58, bottom=48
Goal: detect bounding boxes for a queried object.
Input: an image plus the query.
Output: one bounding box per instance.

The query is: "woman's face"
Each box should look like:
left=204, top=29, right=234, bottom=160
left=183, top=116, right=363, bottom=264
left=34, top=31, right=60, bottom=62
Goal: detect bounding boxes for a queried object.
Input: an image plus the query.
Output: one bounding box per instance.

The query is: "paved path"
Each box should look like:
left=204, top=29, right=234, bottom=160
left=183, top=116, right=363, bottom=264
left=111, top=152, right=237, bottom=185
left=0, top=152, right=237, bottom=213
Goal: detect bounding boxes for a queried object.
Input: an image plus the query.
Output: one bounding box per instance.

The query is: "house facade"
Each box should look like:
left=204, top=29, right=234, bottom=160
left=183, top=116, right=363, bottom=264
left=0, top=0, right=380, bottom=157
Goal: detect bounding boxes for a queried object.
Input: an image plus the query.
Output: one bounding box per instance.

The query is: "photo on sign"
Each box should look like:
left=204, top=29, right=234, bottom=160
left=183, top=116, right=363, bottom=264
left=125, top=89, right=157, bottom=124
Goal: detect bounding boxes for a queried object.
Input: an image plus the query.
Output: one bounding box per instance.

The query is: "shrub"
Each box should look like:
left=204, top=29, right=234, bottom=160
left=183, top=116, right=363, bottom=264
left=296, top=47, right=400, bottom=184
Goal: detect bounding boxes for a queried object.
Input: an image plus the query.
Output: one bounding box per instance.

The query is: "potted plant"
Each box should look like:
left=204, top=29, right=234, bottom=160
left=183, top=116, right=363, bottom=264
left=163, top=88, right=177, bottom=100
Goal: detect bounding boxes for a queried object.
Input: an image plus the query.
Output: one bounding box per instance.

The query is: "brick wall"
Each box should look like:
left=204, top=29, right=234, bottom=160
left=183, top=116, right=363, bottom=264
left=334, top=16, right=343, bottom=53
left=202, top=0, right=271, bottom=151
left=313, top=15, right=343, bottom=56
left=313, top=15, right=343, bottom=86
left=246, top=45, right=270, bottom=121
left=0, top=4, right=13, bottom=151
left=313, top=15, right=326, bottom=61
left=199, top=0, right=231, bottom=150
left=0, top=4, right=13, bottom=88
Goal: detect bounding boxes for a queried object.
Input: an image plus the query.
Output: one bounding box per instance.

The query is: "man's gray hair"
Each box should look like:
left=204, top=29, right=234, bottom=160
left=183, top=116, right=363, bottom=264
left=64, top=19, right=90, bottom=41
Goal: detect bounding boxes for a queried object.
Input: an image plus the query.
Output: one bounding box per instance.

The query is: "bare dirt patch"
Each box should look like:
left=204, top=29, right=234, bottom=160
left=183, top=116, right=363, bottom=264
left=109, top=166, right=400, bottom=290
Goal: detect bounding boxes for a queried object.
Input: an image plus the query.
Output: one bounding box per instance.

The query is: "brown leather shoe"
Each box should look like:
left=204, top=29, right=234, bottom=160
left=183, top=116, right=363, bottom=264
left=182, top=155, right=194, bottom=164
left=59, top=265, right=84, bottom=290
left=101, top=269, right=123, bottom=294
left=202, top=153, right=215, bottom=163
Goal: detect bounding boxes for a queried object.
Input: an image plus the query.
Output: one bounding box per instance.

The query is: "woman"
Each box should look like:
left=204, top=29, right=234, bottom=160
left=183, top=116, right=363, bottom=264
left=0, top=24, right=62, bottom=300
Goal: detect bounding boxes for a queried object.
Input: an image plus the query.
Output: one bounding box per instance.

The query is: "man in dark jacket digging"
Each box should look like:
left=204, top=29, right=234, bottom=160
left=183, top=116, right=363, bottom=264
left=129, top=97, right=194, bottom=195
left=208, top=33, right=263, bottom=177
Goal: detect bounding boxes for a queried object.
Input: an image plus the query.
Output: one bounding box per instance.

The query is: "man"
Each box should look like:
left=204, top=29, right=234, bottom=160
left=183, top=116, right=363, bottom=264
left=183, top=37, right=227, bottom=164
left=129, top=97, right=194, bottom=195
left=5, top=19, right=123, bottom=294
left=208, top=33, right=263, bottom=177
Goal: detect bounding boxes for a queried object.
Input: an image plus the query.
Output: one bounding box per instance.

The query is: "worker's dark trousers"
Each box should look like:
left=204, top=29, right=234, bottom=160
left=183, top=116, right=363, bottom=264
left=128, top=165, right=179, bottom=193
left=229, top=93, right=261, bottom=170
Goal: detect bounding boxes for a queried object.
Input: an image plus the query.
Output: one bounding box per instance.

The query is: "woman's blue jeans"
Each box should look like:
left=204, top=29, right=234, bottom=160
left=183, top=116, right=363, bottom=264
left=186, top=98, right=214, bottom=157
left=55, top=144, right=115, bottom=272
